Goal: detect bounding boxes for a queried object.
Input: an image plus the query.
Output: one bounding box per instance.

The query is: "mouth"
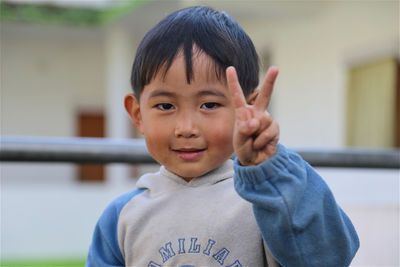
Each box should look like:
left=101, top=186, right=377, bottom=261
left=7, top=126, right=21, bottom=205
left=172, top=148, right=206, bottom=161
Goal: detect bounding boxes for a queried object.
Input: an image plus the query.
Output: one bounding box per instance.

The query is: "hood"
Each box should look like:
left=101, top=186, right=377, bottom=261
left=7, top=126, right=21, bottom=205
left=135, top=160, right=234, bottom=196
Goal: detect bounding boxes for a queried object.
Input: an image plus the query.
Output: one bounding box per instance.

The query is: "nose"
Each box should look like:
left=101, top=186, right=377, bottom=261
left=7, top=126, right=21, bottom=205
left=174, top=112, right=200, bottom=138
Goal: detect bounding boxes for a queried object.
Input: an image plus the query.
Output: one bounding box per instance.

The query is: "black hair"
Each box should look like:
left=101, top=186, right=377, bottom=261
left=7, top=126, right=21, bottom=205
left=130, top=6, right=259, bottom=97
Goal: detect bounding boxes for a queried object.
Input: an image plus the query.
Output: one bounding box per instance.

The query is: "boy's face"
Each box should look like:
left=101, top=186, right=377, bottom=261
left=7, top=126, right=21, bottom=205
left=125, top=52, right=237, bottom=181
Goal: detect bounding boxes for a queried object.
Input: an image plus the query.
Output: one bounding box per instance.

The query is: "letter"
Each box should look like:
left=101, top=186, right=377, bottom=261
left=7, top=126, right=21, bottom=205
left=226, top=260, right=242, bottom=267
left=203, top=239, right=216, bottom=256
left=178, top=238, right=186, bottom=254
left=159, top=242, right=176, bottom=263
left=188, top=237, right=201, bottom=253
left=148, top=261, right=162, bottom=267
left=213, top=248, right=230, bottom=265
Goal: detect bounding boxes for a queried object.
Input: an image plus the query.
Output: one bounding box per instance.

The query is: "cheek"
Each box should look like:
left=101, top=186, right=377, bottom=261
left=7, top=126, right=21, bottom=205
left=142, top=120, right=170, bottom=153
left=207, top=117, right=235, bottom=149
left=141, top=112, right=170, bottom=138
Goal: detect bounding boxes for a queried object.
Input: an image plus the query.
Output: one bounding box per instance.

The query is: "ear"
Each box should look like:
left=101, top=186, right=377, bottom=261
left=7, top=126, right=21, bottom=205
left=246, top=90, right=259, bottom=105
left=124, top=93, right=144, bottom=134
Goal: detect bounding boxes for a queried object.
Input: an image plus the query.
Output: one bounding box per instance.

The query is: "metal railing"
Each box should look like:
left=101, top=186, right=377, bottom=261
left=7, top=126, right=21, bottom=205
left=1, top=136, right=399, bottom=169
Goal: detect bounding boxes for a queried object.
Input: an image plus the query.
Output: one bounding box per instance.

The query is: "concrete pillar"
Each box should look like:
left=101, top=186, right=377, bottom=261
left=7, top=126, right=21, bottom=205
left=104, top=27, right=135, bottom=185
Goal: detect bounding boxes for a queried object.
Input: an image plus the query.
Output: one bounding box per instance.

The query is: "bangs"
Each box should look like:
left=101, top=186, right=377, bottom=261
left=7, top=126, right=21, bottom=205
left=154, top=46, right=227, bottom=85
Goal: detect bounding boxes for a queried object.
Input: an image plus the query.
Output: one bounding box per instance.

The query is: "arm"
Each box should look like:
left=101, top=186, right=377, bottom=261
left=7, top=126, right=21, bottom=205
left=86, top=189, right=145, bottom=267
left=226, top=67, right=359, bottom=266
left=234, top=144, right=359, bottom=266
left=86, top=206, right=124, bottom=267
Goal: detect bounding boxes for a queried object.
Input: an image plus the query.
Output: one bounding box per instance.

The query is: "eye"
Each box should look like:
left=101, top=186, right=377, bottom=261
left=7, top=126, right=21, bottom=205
left=201, top=102, right=221, bottom=110
left=155, top=103, right=174, bottom=111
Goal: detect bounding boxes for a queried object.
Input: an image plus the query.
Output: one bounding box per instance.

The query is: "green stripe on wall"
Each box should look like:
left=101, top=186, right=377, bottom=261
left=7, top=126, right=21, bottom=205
left=0, top=0, right=146, bottom=26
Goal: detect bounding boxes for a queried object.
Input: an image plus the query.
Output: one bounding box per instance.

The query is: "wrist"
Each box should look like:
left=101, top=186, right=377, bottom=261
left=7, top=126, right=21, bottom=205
left=236, top=142, right=279, bottom=166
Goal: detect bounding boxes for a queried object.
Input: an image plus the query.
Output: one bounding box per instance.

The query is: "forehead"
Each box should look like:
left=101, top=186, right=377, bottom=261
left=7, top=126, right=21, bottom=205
left=160, top=50, right=226, bottom=85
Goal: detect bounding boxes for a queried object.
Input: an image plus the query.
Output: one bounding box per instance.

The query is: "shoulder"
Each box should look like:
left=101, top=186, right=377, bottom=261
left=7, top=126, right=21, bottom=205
left=99, top=189, right=146, bottom=226
left=86, top=189, right=146, bottom=266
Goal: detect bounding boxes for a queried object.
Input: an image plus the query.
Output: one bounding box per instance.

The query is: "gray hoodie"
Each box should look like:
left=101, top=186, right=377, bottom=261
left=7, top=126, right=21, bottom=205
left=87, top=144, right=359, bottom=267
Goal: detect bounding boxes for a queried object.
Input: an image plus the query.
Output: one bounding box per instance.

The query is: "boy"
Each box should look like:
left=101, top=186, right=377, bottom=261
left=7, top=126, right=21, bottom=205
left=87, top=6, right=359, bottom=267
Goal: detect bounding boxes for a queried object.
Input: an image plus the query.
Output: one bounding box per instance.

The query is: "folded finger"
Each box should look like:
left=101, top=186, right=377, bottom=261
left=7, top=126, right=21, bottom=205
left=254, top=111, right=273, bottom=136
left=252, top=120, right=280, bottom=150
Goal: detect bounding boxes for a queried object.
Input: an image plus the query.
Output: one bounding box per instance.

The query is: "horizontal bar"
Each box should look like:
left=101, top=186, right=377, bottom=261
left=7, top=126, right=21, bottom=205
left=1, top=136, right=399, bottom=169
left=0, top=136, right=155, bottom=164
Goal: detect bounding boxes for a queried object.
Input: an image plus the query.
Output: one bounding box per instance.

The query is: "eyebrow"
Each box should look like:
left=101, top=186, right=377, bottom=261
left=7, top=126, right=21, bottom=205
left=196, top=89, right=226, bottom=98
left=149, top=89, right=226, bottom=98
left=149, top=90, right=177, bottom=98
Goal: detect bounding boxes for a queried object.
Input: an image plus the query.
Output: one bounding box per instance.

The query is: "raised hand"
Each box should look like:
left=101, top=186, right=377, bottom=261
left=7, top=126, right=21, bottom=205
left=226, top=66, right=280, bottom=166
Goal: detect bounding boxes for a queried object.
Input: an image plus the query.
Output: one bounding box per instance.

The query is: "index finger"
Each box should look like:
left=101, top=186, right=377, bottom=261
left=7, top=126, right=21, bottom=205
left=226, top=66, right=247, bottom=109
left=255, top=66, right=279, bottom=110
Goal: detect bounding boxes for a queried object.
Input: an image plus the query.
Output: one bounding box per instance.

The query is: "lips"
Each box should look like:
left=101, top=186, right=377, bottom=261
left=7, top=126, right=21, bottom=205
left=172, top=148, right=206, bottom=161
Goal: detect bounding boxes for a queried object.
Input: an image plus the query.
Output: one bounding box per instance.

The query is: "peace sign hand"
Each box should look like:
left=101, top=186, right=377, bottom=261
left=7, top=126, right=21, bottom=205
left=227, top=66, right=280, bottom=166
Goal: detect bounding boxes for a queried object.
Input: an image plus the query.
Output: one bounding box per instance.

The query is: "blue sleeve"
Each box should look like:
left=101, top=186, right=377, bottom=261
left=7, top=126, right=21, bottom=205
left=233, top=144, right=359, bottom=267
left=86, top=189, right=145, bottom=267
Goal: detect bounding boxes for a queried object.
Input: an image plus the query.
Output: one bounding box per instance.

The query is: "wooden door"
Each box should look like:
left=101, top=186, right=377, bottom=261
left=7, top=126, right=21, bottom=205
left=77, top=112, right=105, bottom=182
left=346, top=58, right=399, bottom=148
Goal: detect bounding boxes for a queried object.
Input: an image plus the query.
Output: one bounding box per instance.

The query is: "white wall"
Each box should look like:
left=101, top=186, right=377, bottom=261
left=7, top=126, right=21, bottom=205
left=1, top=24, right=107, bottom=137
left=1, top=164, right=138, bottom=259
left=0, top=24, right=134, bottom=259
left=245, top=1, right=399, bottom=148
left=319, top=168, right=400, bottom=266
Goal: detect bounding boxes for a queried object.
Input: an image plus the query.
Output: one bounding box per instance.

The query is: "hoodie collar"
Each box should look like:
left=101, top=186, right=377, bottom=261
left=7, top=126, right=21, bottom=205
left=136, top=160, right=234, bottom=195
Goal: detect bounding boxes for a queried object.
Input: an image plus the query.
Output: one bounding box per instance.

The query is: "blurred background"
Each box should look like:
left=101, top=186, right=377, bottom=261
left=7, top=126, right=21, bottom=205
left=1, top=0, right=399, bottom=266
